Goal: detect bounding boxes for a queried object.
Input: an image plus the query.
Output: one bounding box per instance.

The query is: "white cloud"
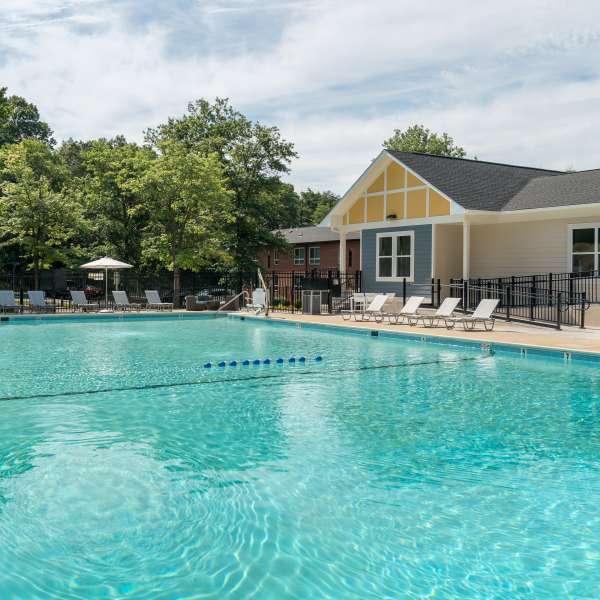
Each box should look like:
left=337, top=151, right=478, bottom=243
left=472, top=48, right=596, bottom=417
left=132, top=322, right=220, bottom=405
left=2, top=0, right=600, bottom=192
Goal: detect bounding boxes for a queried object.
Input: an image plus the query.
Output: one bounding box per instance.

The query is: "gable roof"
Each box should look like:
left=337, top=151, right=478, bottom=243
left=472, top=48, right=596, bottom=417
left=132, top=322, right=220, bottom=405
left=274, top=226, right=360, bottom=244
left=386, top=150, right=565, bottom=211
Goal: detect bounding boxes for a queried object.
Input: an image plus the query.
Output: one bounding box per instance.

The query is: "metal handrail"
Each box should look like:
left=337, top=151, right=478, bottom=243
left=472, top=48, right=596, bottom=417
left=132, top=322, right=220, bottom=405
left=218, top=290, right=249, bottom=312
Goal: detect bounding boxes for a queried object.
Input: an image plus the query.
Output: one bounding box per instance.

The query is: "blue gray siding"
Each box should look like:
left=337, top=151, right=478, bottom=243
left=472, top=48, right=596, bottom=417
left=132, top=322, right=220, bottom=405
left=361, top=224, right=432, bottom=295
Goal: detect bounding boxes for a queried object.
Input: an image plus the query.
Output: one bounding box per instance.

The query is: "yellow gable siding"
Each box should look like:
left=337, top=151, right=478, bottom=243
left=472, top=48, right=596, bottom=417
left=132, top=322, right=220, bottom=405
left=367, top=196, right=384, bottom=222
left=367, top=172, right=385, bottom=194
left=429, top=189, right=450, bottom=216
left=386, top=163, right=405, bottom=189
left=348, top=196, right=365, bottom=224
left=340, top=159, right=456, bottom=226
left=406, top=171, right=425, bottom=188
left=386, top=192, right=404, bottom=219
left=407, top=189, right=427, bottom=218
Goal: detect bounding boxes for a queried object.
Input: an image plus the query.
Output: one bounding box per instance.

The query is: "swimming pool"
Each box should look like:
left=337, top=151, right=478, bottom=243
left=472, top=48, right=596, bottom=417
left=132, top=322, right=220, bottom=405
left=1, top=314, right=600, bottom=598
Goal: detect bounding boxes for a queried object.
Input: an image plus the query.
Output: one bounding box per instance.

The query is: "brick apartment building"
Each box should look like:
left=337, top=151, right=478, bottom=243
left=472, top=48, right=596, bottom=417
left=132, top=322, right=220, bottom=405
left=260, top=226, right=360, bottom=273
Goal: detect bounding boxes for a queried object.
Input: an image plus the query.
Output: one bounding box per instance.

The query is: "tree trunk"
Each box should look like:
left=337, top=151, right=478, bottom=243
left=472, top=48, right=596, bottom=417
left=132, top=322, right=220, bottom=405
left=173, top=267, right=181, bottom=309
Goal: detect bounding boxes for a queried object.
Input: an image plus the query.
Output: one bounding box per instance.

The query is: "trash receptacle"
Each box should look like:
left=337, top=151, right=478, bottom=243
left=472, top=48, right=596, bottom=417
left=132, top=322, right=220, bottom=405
left=302, top=290, right=327, bottom=314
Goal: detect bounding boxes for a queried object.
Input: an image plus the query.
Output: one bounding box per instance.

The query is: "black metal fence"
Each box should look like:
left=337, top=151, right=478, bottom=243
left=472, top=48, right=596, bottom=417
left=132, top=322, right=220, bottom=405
left=0, top=268, right=259, bottom=311
left=264, top=270, right=362, bottom=313
left=449, top=280, right=587, bottom=329
left=466, top=271, right=600, bottom=305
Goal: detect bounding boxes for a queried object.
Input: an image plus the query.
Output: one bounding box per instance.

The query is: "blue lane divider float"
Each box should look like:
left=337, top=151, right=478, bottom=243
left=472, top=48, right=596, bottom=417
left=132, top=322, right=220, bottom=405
left=203, top=356, right=323, bottom=369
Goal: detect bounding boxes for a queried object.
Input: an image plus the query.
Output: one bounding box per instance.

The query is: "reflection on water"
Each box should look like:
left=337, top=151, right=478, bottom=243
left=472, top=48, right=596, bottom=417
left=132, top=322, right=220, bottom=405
left=0, top=318, right=600, bottom=598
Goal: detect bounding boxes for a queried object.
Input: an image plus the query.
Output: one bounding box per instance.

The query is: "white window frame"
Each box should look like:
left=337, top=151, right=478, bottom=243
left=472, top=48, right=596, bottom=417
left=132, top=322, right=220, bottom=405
left=568, top=223, right=600, bottom=272
left=309, top=246, right=320, bottom=266
left=294, top=247, right=305, bottom=265
left=376, top=231, right=415, bottom=282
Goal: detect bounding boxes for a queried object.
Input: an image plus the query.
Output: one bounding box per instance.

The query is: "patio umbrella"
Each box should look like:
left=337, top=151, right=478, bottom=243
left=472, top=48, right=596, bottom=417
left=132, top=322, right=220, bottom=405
left=80, top=256, right=133, bottom=308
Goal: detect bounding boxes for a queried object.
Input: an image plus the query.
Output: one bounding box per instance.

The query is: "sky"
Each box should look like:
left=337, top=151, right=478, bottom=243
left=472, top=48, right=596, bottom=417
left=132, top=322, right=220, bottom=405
left=2, top=0, right=600, bottom=194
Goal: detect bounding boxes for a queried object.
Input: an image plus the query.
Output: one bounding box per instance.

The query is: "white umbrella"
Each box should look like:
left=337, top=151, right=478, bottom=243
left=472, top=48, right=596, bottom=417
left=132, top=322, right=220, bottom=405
left=80, top=256, right=133, bottom=308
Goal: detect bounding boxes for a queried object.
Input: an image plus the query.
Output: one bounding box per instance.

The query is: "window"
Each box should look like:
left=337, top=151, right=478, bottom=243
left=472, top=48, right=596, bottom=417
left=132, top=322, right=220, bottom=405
left=267, top=253, right=271, bottom=268
left=273, top=248, right=279, bottom=265
left=294, top=247, right=305, bottom=265
left=348, top=249, right=353, bottom=268
left=309, top=246, right=320, bottom=265
left=571, top=225, right=600, bottom=273
left=376, top=231, right=414, bottom=281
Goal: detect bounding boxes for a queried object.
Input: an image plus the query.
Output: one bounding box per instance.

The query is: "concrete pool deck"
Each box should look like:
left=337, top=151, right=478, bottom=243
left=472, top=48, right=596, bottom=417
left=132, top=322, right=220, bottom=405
left=252, top=312, right=600, bottom=355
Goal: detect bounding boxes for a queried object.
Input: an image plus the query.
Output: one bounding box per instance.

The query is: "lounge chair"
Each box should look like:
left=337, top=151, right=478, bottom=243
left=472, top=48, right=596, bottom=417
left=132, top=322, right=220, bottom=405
left=386, top=296, right=425, bottom=324
left=145, top=290, right=174, bottom=311
left=243, top=288, right=266, bottom=313
left=0, top=290, right=22, bottom=313
left=112, top=290, right=141, bottom=311
left=353, top=293, right=395, bottom=322
left=408, top=297, right=462, bottom=327
left=70, top=290, right=100, bottom=312
left=28, top=291, right=56, bottom=313
left=341, top=293, right=378, bottom=320
left=444, top=298, right=500, bottom=331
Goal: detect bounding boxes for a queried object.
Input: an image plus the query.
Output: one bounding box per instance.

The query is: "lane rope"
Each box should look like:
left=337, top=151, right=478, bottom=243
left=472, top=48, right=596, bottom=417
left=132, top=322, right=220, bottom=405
left=0, top=355, right=489, bottom=403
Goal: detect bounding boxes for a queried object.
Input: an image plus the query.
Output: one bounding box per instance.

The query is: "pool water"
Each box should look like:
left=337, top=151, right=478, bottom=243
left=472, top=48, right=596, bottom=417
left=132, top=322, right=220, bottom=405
left=1, top=316, right=600, bottom=598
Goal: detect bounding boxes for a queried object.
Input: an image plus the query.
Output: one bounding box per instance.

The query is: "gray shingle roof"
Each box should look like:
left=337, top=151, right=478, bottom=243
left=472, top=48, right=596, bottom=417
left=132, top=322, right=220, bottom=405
left=274, top=226, right=360, bottom=244
left=386, top=150, right=568, bottom=211
left=504, top=169, right=600, bottom=210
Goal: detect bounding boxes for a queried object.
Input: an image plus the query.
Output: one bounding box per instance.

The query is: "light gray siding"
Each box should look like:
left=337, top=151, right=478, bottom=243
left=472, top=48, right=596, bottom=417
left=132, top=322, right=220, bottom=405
left=361, top=224, right=432, bottom=295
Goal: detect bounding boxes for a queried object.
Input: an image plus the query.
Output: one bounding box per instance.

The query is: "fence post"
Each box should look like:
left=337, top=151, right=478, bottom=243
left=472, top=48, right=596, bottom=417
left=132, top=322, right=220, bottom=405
left=402, top=278, right=407, bottom=305
left=463, top=279, right=468, bottom=312
left=569, top=272, right=575, bottom=303
left=581, top=291, right=586, bottom=329
left=548, top=273, right=553, bottom=306
left=556, top=292, right=562, bottom=330
left=506, top=284, right=511, bottom=321
left=430, top=278, right=434, bottom=307
left=437, top=279, right=441, bottom=308
left=291, top=271, right=295, bottom=314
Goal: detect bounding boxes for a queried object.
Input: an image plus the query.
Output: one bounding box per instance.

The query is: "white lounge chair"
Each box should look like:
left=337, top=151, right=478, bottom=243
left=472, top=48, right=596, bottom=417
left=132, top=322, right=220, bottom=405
left=0, top=290, right=22, bottom=313
left=341, top=293, right=378, bottom=320
left=112, top=290, right=141, bottom=311
left=408, top=297, right=462, bottom=327
left=28, top=291, right=56, bottom=313
left=353, top=293, right=395, bottom=322
left=145, top=290, right=173, bottom=311
left=70, top=290, right=100, bottom=312
left=244, top=288, right=266, bottom=313
left=444, top=298, right=500, bottom=331
left=386, top=296, right=425, bottom=324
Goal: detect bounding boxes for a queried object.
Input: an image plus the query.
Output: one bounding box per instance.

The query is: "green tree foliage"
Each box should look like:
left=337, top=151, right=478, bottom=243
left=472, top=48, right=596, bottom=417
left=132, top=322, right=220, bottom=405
left=383, top=124, right=467, bottom=158
left=0, top=87, right=55, bottom=147
left=146, top=98, right=298, bottom=270
left=0, top=140, right=83, bottom=287
left=300, top=189, right=340, bottom=225
left=133, top=142, right=232, bottom=305
left=70, top=137, right=154, bottom=265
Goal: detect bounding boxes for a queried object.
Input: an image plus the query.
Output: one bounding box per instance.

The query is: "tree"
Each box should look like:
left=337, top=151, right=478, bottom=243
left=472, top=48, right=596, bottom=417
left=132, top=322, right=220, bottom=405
left=70, top=137, right=154, bottom=265
left=146, top=98, right=297, bottom=270
left=0, top=87, right=55, bottom=147
left=0, top=140, right=83, bottom=287
left=134, top=142, right=232, bottom=306
left=301, top=189, right=340, bottom=225
left=383, top=124, right=467, bottom=158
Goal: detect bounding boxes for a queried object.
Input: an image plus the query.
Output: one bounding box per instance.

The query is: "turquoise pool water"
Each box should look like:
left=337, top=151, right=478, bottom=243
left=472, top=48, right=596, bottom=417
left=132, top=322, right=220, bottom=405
left=1, top=316, right=600, bottom=598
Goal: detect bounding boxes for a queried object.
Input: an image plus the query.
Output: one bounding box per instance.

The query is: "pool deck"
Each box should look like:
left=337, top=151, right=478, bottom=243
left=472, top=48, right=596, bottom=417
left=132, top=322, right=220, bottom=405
left=253, top=312, right=600, bottom=355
